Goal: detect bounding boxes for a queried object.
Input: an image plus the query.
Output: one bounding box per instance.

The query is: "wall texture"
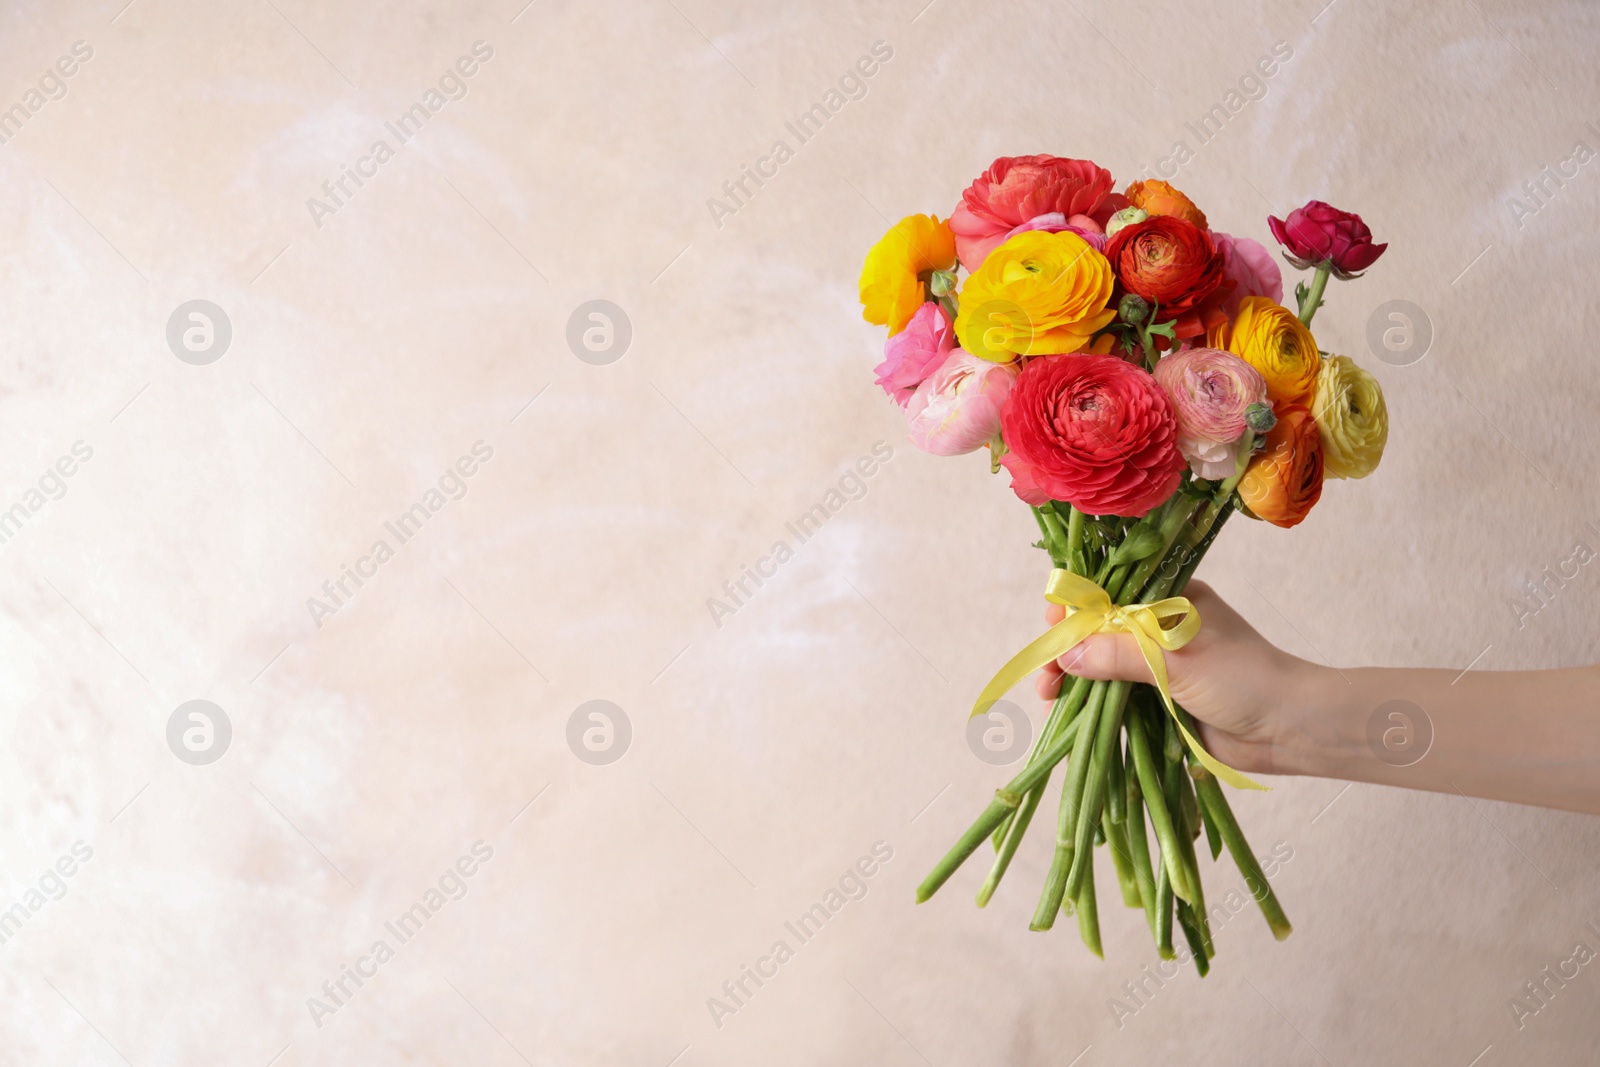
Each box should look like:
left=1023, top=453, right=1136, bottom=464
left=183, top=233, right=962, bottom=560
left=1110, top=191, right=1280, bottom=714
left=1, top=0, right=1598, bottom=1064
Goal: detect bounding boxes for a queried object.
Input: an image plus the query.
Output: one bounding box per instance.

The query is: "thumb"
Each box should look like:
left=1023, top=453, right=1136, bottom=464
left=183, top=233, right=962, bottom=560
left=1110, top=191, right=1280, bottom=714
left=1055, top=632, right=1159, bottom=686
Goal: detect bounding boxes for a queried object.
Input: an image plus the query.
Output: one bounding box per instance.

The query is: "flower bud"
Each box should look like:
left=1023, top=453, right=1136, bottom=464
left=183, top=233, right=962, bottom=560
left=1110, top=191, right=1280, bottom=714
left=1105, top=206, right=1148, bottom=239
left=1245, top=401, right=1277, bottom=434
left=1268, top=200, right=1387, bottom=279
left=928, top=269, right=959, bottom=298
left=1118, top=293, right=1151, bottom=326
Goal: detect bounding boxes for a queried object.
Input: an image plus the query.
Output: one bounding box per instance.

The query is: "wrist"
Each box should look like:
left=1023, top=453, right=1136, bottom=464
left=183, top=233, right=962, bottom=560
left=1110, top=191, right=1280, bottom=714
left=1269, top=657, right=1359, bottom=779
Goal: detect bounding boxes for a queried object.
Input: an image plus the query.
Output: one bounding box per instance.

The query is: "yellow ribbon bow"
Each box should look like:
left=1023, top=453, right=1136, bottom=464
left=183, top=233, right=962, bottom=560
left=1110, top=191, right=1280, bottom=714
left=971, top=569, right=1266, bottom=791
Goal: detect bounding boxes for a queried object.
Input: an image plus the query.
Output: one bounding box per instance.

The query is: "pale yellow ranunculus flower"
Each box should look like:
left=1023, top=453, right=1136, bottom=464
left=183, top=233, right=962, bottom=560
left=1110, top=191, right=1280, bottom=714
left=1311, top=353, right=1388, bottom=479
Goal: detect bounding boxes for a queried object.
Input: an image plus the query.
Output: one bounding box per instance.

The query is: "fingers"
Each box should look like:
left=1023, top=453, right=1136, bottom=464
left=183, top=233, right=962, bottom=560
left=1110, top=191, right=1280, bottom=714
left=1054, top=632, right=1159, bottom=686
left=1035, top=660, right=1063, bottom=700
left=1040, top=583, right=1218, bottom=698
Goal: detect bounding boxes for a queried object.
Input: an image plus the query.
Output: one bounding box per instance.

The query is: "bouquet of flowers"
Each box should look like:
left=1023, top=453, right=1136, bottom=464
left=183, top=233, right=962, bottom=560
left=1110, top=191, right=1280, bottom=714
left=860, top=155, right=1390, bottom=970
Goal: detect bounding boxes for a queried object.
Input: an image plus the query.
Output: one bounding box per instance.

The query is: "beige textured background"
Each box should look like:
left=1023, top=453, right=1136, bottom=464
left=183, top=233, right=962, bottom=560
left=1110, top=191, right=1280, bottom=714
left=1, top=0, right=1598, bottom=1063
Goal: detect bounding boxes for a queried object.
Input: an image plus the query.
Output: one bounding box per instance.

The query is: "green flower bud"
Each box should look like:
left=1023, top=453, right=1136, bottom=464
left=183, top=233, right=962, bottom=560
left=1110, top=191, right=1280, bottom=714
left=1245, top=402, right=1277, bottom=434
left=1118, top=294, right=1151, bottom=326
left=1105, top=206, right=1148, bottom=239
left=928, top=269, right=958, bottom=298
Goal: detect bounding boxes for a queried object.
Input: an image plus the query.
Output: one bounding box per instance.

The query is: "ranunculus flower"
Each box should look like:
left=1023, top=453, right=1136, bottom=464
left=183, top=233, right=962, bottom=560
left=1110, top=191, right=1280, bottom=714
left=1268, top=200, right=1388, bottom=278
left=1224, top=296, right=1321, bottom=406
left=1001, top=212, right=1108, bottom=253
left=1124, top=179, right=1208, bottom=231
left=1211, top=232, right=1283, bottom=320
left=1103, top=215, right=1229, bottom=340
left=954, top=230, right=1116, bottom=361
left=859, top=214, right=957, bottom=335
left=1237, top=404, right=1324, bottom=528
left=1152, top=348, right=1270, bottom=480
left=905, top=349, right=1018, bottom=455
left=949, top=155, right=1126, bottom=272
left=998, top=353, right=1186, bottom=516
left=1311, top=354, right=1388, bottom=479
left=873, top=302, right=954, bottom=406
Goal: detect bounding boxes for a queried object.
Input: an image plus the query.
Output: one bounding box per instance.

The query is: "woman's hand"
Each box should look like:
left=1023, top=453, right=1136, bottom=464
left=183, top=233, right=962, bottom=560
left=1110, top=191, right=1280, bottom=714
left=1033, top=580, right=1316, bottom=776
left=1036, top=580, right=1600, bottom=812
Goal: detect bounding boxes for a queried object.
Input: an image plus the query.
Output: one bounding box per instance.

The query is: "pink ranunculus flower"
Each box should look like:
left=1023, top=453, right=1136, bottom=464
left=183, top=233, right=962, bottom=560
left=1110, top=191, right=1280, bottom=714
left=874, top=302, right=954, bottom=406
left=905, top=349, right=1018, bottom=456
left=1267, top=200, right=1388, bottom=278
left=949, top=155, right=1126, bottom=272
left=1000, top=212, right=1109, bottom=253
left=1152, top=347, right=1270, bottom=480
left=1211, top=232, right=1283, bottom=320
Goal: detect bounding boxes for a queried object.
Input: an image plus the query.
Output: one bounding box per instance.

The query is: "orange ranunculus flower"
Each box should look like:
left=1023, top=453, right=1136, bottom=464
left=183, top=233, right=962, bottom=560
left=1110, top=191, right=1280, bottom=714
left=1125, top=179, right=1208, bottom=231
left=859, top=214, right=957, bottom=335
left=954, top=230, right=1116, bottom=361
left=1237, top=404, right=1324, bottom=528
left=1226, top=296, right=1321, bottom=406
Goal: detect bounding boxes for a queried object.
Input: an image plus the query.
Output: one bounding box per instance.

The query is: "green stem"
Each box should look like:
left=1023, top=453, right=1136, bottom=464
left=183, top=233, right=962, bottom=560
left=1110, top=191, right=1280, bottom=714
left=977, top=780, right=1045, bottom=908
left=1123, top=750, right=1160, bottom=936
left=1102, top=808, right=1142, bottom=909
left=992, top=674, right=1092, bottom=851
left=1031, top=682, right=1108, bottom=929
left=1170, top=503, right=1233, bottom=595
left=1063, top=681, right=1132, bottom=904
left=917, top=685, right=1100, bottom=903
left=1165, top=718, right=1212, bottom=960
left=1111, top=493, right=1204, bottom=604
left=1030, top=674, right=1092, bottom=763
left=1192, top=762, right=1293, bottom=940
left=1032, top=506, right=1068, bottom=568
left=1298, top=262, right=1331, bottom=328
left=939, top=292, right=960, bottom=326
left=1176, top=899, right=1211, bottom=976
left=1107, top=720, right=1127, bottom=825
left=1126, top=700, right=1194, bottom=903
left=1066, top=505, right=1087, bottom=576
left=1076, top=848, right=1102, bottom=957
left=1154, top=850, right=1175, bottom=959
left=977, top=705, right=1090, bottom=903
left=1130, top=490, right=1227, bottom=608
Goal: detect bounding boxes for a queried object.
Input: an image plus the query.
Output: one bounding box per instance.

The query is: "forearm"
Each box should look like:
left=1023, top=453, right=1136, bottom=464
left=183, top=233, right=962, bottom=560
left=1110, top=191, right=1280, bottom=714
left=1278, top=660, right=1600, bottom=814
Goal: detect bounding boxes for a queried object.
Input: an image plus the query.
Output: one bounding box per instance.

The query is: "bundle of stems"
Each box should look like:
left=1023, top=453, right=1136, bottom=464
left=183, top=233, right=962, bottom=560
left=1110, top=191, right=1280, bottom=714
left=914, top=478, right=1293, bottom=968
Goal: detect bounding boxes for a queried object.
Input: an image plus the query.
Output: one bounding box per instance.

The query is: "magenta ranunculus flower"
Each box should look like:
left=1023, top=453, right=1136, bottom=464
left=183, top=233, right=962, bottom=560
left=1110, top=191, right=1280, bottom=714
left=1211, top=232, right=1283, bottom=320
left=905, top=349, right=1017, bottom=456
left=1267, top=200, right=1387, bottom=278
left=874, top=302, right=954, bottom=406
left=1152, top=347, right=1270, bottom=480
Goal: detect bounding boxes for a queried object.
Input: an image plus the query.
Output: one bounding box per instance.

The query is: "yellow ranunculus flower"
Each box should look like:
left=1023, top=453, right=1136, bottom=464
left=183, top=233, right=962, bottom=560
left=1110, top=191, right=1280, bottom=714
left=1311, top=354, right=1388, bottom=479
left=954, top=230, right=1116, bottom=361
left=1226, top=296, right=1321, bottom=406
left=858, top=214, right=957, bottom=335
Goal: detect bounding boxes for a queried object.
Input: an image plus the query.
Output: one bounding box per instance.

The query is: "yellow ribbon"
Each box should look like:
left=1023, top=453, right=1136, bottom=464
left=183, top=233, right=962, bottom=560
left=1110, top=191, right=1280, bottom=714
left=971, top=569, right=1266, bottom=791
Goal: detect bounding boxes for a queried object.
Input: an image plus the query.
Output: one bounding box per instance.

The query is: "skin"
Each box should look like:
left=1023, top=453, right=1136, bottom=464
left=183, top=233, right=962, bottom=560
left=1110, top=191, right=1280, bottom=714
left=1037, top=581, right=1600, bottom=815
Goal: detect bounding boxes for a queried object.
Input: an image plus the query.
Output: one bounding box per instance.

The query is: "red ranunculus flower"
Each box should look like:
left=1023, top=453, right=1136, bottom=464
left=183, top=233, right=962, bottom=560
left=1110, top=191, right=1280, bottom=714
left=1103, top=215, right=1229, bottom=341
left=949, top=155, right=1127, bottom=272
left=999, top=354, right=1186, bottom=516
left=1268, top=200, right=1387, bottom=278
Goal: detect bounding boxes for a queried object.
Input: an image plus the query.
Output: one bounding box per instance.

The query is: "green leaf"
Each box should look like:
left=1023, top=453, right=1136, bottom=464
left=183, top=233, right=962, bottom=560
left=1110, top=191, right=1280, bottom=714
left=1108, top=524, right=1165, bottom=566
